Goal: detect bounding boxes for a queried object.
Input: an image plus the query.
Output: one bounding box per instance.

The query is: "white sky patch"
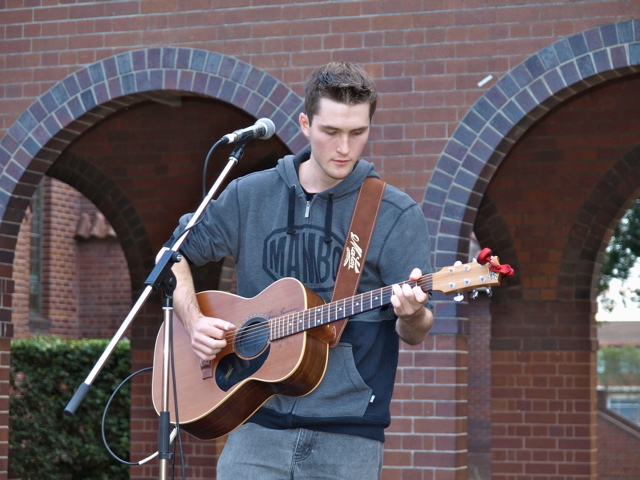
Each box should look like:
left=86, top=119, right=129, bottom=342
left=597, top=262, right=640, bottom=322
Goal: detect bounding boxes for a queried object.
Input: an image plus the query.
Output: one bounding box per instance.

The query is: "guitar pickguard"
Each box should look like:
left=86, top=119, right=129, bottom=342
left=216, top=314, right=272, bottom=391
left=215, top=347, right=270, bottom=392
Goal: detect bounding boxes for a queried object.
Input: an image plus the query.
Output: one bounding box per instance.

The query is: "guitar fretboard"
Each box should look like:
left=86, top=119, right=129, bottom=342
left=269, top=276, right=433, bottom=340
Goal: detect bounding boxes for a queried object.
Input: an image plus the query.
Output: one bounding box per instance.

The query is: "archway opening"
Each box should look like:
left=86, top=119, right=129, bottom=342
left=467, top=73, right=640, bottom=480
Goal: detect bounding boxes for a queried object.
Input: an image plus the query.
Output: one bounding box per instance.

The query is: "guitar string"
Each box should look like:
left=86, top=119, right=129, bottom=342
left=216, top=277, right=434, bottom=350
left=219, top=278, right=434, bottom=349
left=214, top=262, right=491, bottom=349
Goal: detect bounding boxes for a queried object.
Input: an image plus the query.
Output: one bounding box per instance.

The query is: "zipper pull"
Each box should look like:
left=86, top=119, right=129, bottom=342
left=304, top=200, right=311, bottom=218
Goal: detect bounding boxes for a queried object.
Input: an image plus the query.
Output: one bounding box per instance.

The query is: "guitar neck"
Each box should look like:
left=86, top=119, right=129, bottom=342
left=269, top=275, right=432, bottom=340
left=267, top=254, right=511, bottom=341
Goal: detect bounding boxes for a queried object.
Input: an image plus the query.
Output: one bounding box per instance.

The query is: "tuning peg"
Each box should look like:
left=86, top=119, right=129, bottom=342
left=469, top=289, right=479, bottom=300
left=454, top=260, right=462, bottom=266
left=454, top=293, right=464, bottom=302
left=486, top=287, right=493, bottom=298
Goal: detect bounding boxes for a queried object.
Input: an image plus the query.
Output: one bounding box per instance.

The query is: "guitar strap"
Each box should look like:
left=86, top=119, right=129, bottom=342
left=328, top=177, right=386, bottom=349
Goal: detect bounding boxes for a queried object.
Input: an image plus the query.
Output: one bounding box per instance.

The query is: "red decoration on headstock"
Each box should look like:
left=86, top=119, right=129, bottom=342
left=477, top=248, right=514, bottom=277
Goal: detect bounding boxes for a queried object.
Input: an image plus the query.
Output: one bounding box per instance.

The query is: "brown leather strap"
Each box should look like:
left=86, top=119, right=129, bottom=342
left=329, top=177, right=386, bottom=348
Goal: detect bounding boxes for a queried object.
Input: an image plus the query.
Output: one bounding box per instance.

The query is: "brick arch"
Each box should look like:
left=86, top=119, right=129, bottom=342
left=0, top=47, right=306, bottom=287
left=47, top=151, right=154, bottom=293
left=560, top=145, right=640, bottom=301
left=424, top=20, right=640, bottom=270
left=474, top=193, right=522, bottom=302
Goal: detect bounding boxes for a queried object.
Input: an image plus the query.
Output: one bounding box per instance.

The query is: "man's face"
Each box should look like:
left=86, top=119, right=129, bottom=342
left=298, top=98, right=371, bottom=192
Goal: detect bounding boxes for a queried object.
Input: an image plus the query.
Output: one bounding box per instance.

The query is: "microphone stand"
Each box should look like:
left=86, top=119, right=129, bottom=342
left=65, top=141, right=248, bottom=480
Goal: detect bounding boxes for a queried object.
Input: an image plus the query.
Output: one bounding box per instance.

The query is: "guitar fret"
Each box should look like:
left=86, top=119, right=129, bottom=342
left=267, top=272, right=454, bottom=341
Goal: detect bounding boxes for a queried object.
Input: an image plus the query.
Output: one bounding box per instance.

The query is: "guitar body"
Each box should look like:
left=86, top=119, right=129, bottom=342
left=151, top=277, right=330, bottom=440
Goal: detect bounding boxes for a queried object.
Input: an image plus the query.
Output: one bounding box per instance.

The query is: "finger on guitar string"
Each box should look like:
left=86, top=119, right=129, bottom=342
left=188, top=316, right=237, bottom=361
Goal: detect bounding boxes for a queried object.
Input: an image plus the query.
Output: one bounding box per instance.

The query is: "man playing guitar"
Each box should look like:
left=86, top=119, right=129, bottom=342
left=162, top=61, right=434, bottom=479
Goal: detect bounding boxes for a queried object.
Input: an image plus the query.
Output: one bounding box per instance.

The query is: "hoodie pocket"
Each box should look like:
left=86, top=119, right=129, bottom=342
left=290, top=343, right=373, bottom=418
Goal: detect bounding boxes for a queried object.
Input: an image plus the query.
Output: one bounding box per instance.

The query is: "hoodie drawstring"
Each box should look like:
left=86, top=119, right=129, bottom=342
left=324, top=193, right=333, bottom=244
left=287, top=185, right=297, bottom=235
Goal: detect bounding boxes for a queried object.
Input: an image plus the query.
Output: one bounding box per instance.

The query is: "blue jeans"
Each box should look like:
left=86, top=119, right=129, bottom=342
left=216, top=423, right=384, bottom=479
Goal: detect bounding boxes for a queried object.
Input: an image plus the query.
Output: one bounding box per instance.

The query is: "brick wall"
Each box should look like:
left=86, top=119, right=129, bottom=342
left=75, top=195, right=131, bottom=338
left=12, top=177, right=131, bottom=339
left=0, top=338, right=9, bottom=476
left=467, top=297, right=492, bottom=478
left=11, top=203, right=29, bottom=340
left=1, top=2, right=638, bottom=186
left=483, top=74, right=640, bottom=480
left=492, top=350, right=596, bottom=478
left=597, top=390, right=640, bottom=480
left=598, top=415, right=640, bottom=479
left=1, top=2, right=640, bottom=480
left=387, top=333, right=467, bottom=477
left=42, top=177, right=80, bottom=335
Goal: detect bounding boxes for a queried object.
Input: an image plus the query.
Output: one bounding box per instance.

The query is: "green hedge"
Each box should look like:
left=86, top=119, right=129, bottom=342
left=9, top=336, right=131, bottom=480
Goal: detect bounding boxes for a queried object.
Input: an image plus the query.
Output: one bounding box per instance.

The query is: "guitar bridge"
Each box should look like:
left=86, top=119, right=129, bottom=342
left=200, top=359, right=213, bottom=380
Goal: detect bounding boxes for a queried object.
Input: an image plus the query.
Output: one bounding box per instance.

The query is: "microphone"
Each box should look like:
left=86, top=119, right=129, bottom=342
left=220, top=118, right=276, bottom=145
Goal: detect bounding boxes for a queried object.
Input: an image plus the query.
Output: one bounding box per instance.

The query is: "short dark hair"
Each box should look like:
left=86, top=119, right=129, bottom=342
left=304, top=62, right=378, bottom=124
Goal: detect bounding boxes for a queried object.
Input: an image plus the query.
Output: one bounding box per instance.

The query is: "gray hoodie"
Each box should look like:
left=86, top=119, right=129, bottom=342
left=174, top=149, right=433, bottom=441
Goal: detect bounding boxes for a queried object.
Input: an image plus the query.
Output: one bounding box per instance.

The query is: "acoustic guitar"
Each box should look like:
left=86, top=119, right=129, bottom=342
left=151, top=248, right=513, bottom=440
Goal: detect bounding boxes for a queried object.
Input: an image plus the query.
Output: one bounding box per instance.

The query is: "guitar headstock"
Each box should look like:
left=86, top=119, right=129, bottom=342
left=431, top=248, right=514, bottom=297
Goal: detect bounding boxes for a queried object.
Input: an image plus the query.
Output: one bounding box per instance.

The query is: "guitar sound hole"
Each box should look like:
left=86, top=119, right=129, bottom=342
left=235, top=316, right=269, bottom=359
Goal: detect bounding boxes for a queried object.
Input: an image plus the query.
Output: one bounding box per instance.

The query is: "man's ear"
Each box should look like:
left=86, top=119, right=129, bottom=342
left=299, top=112, right=311, bottom=137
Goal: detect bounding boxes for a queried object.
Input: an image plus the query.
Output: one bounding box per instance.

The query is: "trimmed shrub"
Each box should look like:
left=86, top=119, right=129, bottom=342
left=9, top=336, right=131, bottom=480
